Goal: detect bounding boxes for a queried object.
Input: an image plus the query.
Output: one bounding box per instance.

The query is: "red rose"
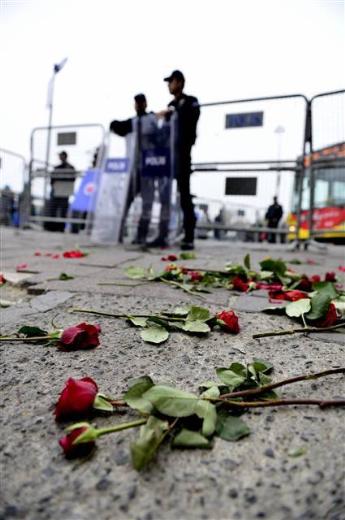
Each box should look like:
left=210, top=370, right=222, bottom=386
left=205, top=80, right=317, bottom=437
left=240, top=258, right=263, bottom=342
left=34, top=251, right=42, bottom=256
left=256, top=282, right=282, bottom=291
left=311, top=275, right=321, bottom=283
left=16, top=263, right=28, bottom=272
left=189, top=271, right=203, bottom=282
left=63, top=250, right=85, bottom=258
left=297, top=276, right=312, bottom=292
left=59, top=426, right=95, bottom=459
left=52, top=254, right=61, bottom=259
left=306, top=259, right=317, bottom=265
left=325, top=272, right=336, bottom=282
left=217, top=310, right=240, bottom=334
left=161, top=254, right=178, bottom=262
left=0, top=274, right=6, bottom=285
left=232, top=276, right=249, bottom=292
left=55, top=377, right=98, bottom=420
left=316, top=303, right=338, bottom=328
left=59, top=322, right=101, bottom=350
left=269, top=289, right=307, bottom=302
left=338, top=266, right=345, bottom=273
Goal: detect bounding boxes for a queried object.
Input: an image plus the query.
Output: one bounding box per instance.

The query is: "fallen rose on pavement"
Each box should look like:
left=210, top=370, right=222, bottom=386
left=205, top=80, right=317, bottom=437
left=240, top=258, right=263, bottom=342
left=59, top=322, right=101, bottom=350
left=216, top=310, right=240, bottom=334
left=55, top=377, right=99, bottom=421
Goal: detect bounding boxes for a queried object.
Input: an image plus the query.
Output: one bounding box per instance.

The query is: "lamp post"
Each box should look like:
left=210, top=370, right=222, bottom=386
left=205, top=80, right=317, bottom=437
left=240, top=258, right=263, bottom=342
left=274, top=125, right=285, bottom=199
left=44, top=58, right=68, bottom=199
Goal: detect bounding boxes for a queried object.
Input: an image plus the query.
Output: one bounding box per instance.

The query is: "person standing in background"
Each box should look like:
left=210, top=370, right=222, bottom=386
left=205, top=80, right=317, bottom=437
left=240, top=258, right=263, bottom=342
left=265, top=196, right=283, bottom=243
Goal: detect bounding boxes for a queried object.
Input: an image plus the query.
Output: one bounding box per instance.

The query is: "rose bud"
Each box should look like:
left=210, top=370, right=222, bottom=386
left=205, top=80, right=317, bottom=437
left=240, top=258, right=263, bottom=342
left=231, top=276, right=249, bottom=292
left=325, top=272, right=336, bottom=282
left=311, top=275, right=321, bottom=283
left=55, top=377, right=98, bottom=421
left=316, top=303, right=338, bottom=328
left=217, top=310, right=240, bottom=334
left=297, top=276, right=312, bottom=292
left=161, top=254, right=178, bottom=262
left=59, top=426, right=95, bottom=459
left=269, top=289, right=307, bottom=302
left=189, top=271, right=203, bottom=282
left=59, top=322, right=101, bottom=350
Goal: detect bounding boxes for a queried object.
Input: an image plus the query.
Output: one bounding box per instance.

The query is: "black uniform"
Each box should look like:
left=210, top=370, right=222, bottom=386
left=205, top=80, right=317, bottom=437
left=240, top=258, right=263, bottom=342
left=265, top=202, right=283, bottom=243
left=168, top=93, right=200, bottom=243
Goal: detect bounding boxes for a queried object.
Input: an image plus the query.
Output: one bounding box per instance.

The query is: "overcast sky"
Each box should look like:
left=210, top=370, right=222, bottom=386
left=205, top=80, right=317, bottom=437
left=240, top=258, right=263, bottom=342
left=0, top=0, right=344, bottom=185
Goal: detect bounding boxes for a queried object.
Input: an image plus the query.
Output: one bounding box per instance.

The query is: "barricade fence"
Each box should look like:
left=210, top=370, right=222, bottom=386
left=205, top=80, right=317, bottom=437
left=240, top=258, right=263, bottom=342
left=15, top=89, right=344, bottom=247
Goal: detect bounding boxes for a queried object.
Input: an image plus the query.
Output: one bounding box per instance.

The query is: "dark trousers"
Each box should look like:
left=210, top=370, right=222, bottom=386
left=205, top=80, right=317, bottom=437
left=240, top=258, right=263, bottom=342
left=268, top=220, right=278, bottom=243
left=44, top=197, right=69, bottom=232
left=176, top=147, right=196, bottom=243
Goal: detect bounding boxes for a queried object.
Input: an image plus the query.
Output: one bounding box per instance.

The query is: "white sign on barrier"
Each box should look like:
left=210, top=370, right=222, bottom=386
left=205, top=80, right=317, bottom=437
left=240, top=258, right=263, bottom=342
left=90, top=152, right=131, bottom=244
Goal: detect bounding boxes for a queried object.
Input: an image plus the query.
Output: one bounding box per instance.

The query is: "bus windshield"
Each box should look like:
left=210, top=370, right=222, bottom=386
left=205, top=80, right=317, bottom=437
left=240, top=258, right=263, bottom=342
left=293, top=166, right=345, bottom=211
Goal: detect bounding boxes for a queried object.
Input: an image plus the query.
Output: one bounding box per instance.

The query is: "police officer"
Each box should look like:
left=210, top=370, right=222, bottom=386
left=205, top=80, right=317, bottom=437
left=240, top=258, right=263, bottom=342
left=155, top=70, right=200, bottom=250
left=110, top=94, right=157, bottom=244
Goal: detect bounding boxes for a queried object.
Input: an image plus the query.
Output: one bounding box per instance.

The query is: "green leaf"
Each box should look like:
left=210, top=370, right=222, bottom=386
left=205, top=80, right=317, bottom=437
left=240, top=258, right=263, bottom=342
left=288, top=446, right=307, bottom=457
left=127, top=317, right=148, bottom=327
left=306, top=293, right=332, bottom=321
left=130, top=416, right=169, bottom=470
left=143, top=385, right=198, bottom=417
left=179, top=252, right=196, bottom=260
left=195, top=400, right=217, bottom=436
left=140, top=326, right=169, bottom=344
left=259, top=258, right=287, bottom=277
left=72, top=425, right=99, bottom=444
left=163, top=306, right=190, bottom=317
left=334, top=299, right=345, bottom=317
left=182, top=321, right=210, bottom=334
left=200, top=386, right=220, bottom=399
left=125, top=266, right=147, bottom=279
left=58, top=272, right=74, bottom=280
left=172, top=429, right=211, bottom=448
left=146, top=316, right=170, bottom=328
left=285, top=298, right=311, bottom=318
left=243, top=253, right=251, bottom=270
left=252, top=358, right=273, bottom=374
left=186, top=306, right=210, bottom=322
left=313, top=281, right=338, bottom=299
left=216, top=368, right=246, bottom=389
left=215, top=412, right=251, bottom=441
left=259, top=270, right=274, bottom=280
left=228, top=362, right=247, bottom=377
left=17, top=326, right=48, bottom=337
left=93, top=394, right=113, bottom=413
left=289, top=259, right=302, bottom=265
left=262, top=305, right=287, bottom=314
left=123, top=376, right=154, bottom=414
left=225, top=263, right=247, bottom=276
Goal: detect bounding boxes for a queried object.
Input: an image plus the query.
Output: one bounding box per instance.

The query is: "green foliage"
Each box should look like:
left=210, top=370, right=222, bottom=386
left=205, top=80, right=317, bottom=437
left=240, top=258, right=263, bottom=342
left=123, top=376, right=154, bottom=414
left=215, top=412, right=251, bottom=441
left=93, top=394, right=114, bottom=413
left=186, top=306, right=211, bottom=322
left=17, top=326, right=48, bottom=337
left=140, top=326, right=169, bottom=344
left=243, top=253, right=251, bottom=270
left=130, top=417, right=169, bottom=470
left=259, top=258, right=287, bottom=277
left=172, top=429, right=211, bottom=448
left=285, top=298, right=311, bottom=318
left=58, top=272, right=74, bottom=280
left=125, top=266, right=147, bottom=279
left=127, top=317, right=148, bottom=327
left=179, top=252, right=196, bottom=260
left=306, top=292, right=332, bottom=321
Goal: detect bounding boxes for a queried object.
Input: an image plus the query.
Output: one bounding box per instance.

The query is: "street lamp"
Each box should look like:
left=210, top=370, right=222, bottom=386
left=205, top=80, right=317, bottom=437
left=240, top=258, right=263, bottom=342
left=274, top=125, right=285, bottom=199
left=44, top=57, right=68, bottom=199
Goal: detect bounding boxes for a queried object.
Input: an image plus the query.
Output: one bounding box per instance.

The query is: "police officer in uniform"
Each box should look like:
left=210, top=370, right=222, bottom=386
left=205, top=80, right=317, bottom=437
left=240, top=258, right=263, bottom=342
left=154, top=70, right=200, bottom=250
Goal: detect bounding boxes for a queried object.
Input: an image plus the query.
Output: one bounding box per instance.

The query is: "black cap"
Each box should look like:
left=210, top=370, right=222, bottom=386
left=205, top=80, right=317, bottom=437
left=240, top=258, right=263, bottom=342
left=134, top=93, right=146, bottom=103
left=164, top=70, right=185, bottom=82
